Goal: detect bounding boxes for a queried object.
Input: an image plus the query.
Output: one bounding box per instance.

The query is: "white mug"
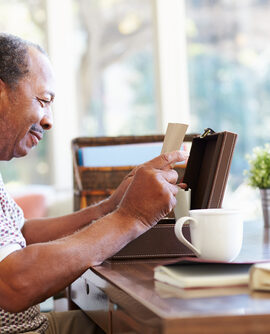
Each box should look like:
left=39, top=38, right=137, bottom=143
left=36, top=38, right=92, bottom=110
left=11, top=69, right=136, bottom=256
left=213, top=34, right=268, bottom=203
left=174, top=208, right=243, bottom=262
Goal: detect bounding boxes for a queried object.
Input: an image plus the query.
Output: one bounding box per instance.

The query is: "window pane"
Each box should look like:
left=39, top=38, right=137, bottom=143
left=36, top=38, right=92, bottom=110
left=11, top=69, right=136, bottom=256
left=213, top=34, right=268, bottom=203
left=186, top=0, right=270, bottom=192
left=74, top=0, right=157, bottom=136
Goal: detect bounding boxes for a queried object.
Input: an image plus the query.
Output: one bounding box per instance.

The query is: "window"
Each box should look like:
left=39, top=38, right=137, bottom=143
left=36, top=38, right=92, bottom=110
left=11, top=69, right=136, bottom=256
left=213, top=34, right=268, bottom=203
left=186, top=0, right=270, bottom=193
left=74, top=0, right=157, bottom=136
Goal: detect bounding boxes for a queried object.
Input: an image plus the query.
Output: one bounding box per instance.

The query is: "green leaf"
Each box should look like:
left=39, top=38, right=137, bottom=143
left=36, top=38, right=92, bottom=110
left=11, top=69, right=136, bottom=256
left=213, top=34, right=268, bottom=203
left=244, top=144, right=270, bottom=188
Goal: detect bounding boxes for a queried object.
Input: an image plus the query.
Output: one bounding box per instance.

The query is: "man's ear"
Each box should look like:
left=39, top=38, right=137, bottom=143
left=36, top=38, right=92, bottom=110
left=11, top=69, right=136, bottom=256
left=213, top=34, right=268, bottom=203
left=0, top=78, right=6, bottom=94
left=0, top=78, right=9, bottom=99
left=0, top=79, right=9, bottom=109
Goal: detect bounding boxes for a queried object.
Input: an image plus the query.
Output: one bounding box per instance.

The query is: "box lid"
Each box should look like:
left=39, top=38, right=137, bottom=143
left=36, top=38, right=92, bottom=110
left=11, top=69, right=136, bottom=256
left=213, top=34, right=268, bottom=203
left=182, top=129, right=237, bottom=209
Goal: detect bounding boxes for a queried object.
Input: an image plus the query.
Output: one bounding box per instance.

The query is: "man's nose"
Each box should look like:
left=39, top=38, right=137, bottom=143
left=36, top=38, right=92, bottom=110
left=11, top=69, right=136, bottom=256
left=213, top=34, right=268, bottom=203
left=40, top=110, right=53, bottom=130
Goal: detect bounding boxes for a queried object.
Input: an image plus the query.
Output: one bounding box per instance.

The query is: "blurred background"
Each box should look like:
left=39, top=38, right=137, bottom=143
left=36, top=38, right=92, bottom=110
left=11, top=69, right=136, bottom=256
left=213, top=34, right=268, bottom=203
left=1, top=0, right=270, bottom=219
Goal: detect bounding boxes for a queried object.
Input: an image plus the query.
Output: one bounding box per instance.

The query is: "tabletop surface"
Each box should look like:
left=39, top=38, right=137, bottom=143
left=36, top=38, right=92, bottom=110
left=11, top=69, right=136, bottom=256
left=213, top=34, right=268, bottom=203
left=88, top=220, right=270, bottom=321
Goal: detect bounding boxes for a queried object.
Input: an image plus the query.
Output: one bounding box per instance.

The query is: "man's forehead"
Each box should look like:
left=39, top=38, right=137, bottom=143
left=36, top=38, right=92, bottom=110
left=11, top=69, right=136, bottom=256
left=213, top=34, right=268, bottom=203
left=26, top=46, right=55, bottom=95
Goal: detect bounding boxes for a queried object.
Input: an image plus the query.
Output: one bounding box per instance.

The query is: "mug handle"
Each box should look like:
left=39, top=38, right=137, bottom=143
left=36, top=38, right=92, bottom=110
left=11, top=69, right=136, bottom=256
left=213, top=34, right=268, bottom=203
left=174, top=217, right=201, bottom=257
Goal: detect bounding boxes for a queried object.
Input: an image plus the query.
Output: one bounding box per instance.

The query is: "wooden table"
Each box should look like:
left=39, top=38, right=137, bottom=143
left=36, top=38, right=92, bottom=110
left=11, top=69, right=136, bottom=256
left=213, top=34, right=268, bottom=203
left=69, top=221, right=270, bottom=333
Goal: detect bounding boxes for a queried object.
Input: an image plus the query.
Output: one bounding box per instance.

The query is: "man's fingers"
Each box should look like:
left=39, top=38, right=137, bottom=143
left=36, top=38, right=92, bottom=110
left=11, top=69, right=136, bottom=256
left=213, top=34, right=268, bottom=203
left=167, top=183, right=179, bottom=196
left=178, top=182, right=188, bottom=190
left=145, top=150, right=188, bottom=170
left=161, top=169, right=179, bottom=184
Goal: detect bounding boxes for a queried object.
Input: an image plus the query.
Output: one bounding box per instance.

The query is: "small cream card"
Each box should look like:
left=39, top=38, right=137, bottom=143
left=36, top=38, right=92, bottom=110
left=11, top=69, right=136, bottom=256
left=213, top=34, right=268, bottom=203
left=161, top=123, right=189, bottom=154
left=161, top=123, right=190, bottom=219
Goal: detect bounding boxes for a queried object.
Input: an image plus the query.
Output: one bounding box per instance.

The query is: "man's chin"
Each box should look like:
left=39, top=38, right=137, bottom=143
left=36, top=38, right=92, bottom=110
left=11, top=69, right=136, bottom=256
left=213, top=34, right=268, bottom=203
left=13, top=146, right=33, bottom=158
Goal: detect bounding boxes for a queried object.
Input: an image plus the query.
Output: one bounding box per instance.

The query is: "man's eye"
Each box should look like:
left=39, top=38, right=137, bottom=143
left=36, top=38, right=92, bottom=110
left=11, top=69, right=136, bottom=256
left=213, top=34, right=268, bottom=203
left=37, top=98, right=51, bottom=107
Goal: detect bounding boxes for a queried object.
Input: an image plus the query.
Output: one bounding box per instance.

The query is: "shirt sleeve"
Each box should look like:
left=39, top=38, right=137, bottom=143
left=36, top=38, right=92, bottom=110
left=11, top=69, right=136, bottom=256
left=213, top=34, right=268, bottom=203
left=0, top=184, right=26, bottom=262
left=0, top=243, right=22, bottom=262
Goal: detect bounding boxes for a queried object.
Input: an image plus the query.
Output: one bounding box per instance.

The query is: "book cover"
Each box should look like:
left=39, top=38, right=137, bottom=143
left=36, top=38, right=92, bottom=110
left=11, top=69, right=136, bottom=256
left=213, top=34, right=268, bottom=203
left=250, top=262, right=270, bottom=291
left=154, top=280, right=249, bottom=299
left=154, top=258, right=253, bottom=289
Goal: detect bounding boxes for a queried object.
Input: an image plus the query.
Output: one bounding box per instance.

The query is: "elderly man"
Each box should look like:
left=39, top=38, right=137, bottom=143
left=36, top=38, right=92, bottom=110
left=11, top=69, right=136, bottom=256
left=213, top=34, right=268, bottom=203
left=0, top=33, right=186, bottom=334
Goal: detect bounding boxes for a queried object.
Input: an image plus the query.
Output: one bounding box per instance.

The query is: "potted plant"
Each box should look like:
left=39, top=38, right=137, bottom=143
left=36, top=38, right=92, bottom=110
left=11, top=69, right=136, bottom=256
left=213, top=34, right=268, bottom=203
left=245, top=143, right=270, bottom=227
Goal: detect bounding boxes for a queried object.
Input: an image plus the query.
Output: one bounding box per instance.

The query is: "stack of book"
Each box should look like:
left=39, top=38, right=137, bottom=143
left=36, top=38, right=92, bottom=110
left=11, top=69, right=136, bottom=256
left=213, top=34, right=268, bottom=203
left=154, top=257, right=270, bottom=298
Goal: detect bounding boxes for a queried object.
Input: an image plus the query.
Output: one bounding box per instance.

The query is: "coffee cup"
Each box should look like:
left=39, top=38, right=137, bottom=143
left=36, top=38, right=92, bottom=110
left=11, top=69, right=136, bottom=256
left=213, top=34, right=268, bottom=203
left=174, top=208, right=243, bottom=262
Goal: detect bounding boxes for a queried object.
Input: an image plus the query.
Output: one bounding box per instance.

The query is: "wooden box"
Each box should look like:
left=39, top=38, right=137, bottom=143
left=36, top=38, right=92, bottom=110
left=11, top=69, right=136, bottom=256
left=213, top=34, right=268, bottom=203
left=72, top=134, right=196, bottom=211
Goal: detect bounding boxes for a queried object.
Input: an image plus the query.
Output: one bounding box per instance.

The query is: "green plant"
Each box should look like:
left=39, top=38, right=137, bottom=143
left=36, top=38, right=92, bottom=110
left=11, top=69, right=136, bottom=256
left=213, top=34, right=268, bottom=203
left=245, top=144, right=270, bottom=188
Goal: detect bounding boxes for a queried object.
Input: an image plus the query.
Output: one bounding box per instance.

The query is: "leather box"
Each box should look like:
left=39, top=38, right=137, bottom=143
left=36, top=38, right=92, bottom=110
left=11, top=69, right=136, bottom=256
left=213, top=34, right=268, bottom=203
left=112, top=130, right=237, bottom=259
left=72, top=129, right=237, bottom=260
left=112, top=219, right=193, bottom=259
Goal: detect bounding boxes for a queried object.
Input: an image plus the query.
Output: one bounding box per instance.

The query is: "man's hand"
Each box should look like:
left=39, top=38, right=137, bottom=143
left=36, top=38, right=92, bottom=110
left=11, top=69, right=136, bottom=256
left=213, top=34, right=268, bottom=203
left=104, top=150, right=188, bottom=214
left=104, top=173, right=133, bottom=212
left=116, top=151, right=186, bottom=228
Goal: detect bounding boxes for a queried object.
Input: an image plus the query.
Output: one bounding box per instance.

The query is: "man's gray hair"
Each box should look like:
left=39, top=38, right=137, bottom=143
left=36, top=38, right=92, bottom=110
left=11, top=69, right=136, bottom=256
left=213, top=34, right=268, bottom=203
left=0, top=33, right=46, bottom=88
